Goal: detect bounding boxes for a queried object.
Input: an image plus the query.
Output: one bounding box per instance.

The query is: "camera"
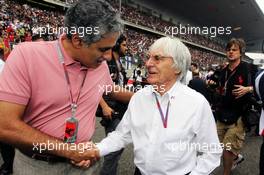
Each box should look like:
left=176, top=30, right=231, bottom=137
left=207, top=69, right=221, bottom=89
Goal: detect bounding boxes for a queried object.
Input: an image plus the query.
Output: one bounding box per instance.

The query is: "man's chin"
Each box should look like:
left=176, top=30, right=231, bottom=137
left=146, top=78, right=156, bottom=85
left=91, top=64, right=101, bottom=69
left=228, top=57, right=239, bottom=62
left=83, top=63, right=101, bottom=69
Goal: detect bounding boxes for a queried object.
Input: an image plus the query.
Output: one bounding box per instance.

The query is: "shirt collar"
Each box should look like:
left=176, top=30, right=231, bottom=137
left=58, top=35, right=77, bottom=66
left=151, top=80, right=180, bottom=99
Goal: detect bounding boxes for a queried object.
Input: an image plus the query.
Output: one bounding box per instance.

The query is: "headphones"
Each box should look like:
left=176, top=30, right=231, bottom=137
left=241, top=44, right=246, bottom=54
left=237, top=38, right=246, bottom=54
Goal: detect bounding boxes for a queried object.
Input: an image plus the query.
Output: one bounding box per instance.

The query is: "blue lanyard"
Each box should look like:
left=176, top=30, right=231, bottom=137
left=153, top=93, right=170, bottom=128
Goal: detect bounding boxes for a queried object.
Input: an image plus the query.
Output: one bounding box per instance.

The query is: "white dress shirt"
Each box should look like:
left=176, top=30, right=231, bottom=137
left=97, top=81, right=222, bottom=175
left=255, top=70, right=264, bottom=136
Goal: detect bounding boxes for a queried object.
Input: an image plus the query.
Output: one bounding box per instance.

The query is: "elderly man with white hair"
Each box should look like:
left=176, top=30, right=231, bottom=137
left=94, top=37, right=222, bottom=175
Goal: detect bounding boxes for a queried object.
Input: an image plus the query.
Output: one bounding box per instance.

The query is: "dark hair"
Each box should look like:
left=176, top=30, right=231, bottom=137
left=191, top=62, right=198, bottom=68
left=32, top=34, right=48, bottom=41
left=0, top=48, right=4, bottom=60
left=192, top=71, right=200, bottom=77
left=0, top=48, right=4, bottom=58
left=64, top=0, right=123, bottom=45
left=112, top=34, right=126, bottom=52
left=226, top=38, right=246, bottom=54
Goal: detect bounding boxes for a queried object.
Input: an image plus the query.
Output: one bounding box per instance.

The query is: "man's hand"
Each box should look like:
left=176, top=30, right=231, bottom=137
left=232, top=85, right=252, bottom=99
left=70, top=142, right=100, bottom=168
left=70, top=159, right=92, bottom=169
left=206, top=80, right=217, bottom=86
left=102, top=105, right=114, bottom=120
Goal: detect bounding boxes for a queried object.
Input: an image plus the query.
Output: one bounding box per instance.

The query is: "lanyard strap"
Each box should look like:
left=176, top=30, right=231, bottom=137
left=56, top=41, right=87, bottom=117
left=153, top=93, right=170, bottom=128
left=223, top=68, right=238, bottom=93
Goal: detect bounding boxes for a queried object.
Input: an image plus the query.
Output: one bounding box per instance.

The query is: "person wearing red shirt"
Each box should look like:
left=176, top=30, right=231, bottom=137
left=2, top=33, right=10, bottom=60
left=8, top=31, right=15, bottom=49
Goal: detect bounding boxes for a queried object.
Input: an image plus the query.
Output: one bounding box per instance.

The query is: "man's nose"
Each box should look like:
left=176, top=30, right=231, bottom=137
left=145, top=58, right=154, bottom=67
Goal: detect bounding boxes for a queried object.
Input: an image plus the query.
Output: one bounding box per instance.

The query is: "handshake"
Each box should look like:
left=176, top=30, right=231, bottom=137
left=67, top=142, right=101, bottom=169
left=32, top=140, right=101, bottom=169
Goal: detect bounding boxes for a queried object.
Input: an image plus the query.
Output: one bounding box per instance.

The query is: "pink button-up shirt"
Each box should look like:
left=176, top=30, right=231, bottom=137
left=0, top=38, right=112, bottom=142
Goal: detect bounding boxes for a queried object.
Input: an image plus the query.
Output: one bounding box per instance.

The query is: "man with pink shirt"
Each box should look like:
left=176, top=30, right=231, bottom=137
left=0, top=0, right=132, bottom=174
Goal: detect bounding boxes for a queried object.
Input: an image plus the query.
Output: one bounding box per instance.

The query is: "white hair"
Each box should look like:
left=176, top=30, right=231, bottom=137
left=149, top=37, right=191, bottom=82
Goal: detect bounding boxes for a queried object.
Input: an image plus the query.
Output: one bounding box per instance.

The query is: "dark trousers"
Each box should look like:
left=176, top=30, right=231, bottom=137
left=0, top=142, right=15, bottom=172
left=100, top=118, right=124, bottom=175
left=260, top=137, right=264, bottom=175
left=134, top=167, right=141, bottom=175
left=134, top=167, right=191, bottom=175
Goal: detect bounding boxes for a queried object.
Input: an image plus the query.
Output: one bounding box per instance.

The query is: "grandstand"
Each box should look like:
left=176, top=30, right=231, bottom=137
left=1, top=1, right=264, bottom=175
left=0, top=0, right=227, bottom=70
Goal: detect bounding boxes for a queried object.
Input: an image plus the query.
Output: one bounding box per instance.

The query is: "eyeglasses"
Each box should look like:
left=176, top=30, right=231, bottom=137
left=143, top=53, right=173, bottom=63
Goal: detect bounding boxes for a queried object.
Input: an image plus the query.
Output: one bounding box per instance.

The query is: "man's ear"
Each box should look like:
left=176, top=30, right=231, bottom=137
left=175, top=69, right=181, bottom=75
left=71, top=34, right=83, bottom=49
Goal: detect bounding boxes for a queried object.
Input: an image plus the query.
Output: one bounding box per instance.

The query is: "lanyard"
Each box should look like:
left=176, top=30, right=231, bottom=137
left=153, top=93, right=170, bottom=128
left=223, top=67, right=238, bottom=94
left=56, top=41, right=87, bottom=117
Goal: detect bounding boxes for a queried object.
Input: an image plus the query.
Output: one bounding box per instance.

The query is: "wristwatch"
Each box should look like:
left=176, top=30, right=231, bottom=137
left=248, top=86, right=253, bottom=93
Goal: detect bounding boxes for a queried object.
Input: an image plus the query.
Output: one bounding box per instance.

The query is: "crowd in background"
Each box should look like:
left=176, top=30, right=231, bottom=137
left=118, top=4, right=225, bottom=52
left=39, top=0, right=226, bottom=52
left=0, top=0, right=225, bottom=70
left=125, top=28, right=225, bottom=71
left=0, top=0, right=64, bottom=58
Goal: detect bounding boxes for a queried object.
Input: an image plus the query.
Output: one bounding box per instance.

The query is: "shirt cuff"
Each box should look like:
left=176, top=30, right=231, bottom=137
left=96, top=143, right=109, bottom=157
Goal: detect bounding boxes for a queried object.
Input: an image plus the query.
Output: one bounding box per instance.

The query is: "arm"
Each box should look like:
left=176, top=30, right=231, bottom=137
left=232, top=85, right=253, bottom=99
left=99, top=97, right=114, bottom=119
left=96, top=97, right=134, bottom=157
left=0, top=101, right=98, bottom=162
left=190, top=99, right=222, bottom=175
left=0, top=45, right=96, bottom=163
left=232, top=63, right=253, bottom=99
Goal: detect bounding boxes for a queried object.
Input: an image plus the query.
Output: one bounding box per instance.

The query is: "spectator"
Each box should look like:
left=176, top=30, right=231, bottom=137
left=99, top=34, right=131, bottom=175
left=189, top=70, right=211, bottom=103
left=212, top=38, right=254, bottom=175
